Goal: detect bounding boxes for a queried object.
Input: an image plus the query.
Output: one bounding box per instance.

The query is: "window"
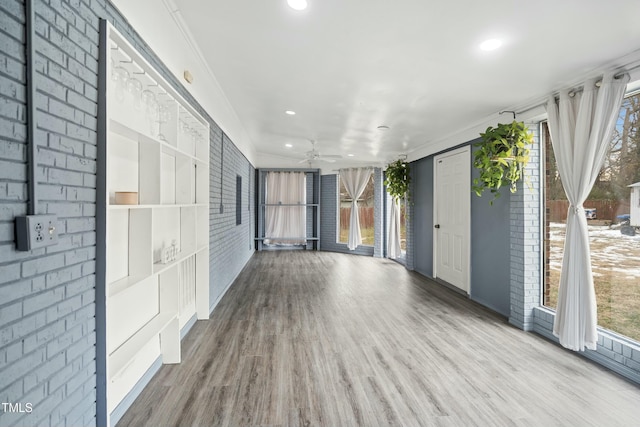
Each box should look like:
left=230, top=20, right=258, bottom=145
left=338, top=172, right=374, bottom=246
left=544, top=91, right=640, bottom=342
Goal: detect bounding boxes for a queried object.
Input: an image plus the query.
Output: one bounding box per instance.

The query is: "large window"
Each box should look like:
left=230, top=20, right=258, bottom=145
left=338, top=173, right=374, bottom=245
left=544, top=91, right=640, bottom=342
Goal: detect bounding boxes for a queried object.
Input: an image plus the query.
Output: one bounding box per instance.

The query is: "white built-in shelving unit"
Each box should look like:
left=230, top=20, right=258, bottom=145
left=102, top=23, right=210, bottom=418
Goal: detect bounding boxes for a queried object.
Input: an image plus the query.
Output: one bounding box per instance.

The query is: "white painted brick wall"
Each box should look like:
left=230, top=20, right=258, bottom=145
left=509, top=125, right=541, bottom=331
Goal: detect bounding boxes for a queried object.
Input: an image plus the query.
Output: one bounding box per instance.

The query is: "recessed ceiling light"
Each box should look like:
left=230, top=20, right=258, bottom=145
left=287, top=0, right=307, bottom=11
left=285, top=110, right=296, bottom=115
left=347, top=154, right=355, bottom=157
left=285, top=143, right=293, bottom=148
left=479, top=39, right=502, bottom=51
left=377, top=125, right=390, bottom=130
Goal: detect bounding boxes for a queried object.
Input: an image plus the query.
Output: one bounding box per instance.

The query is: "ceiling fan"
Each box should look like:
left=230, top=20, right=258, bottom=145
left=298, top=140, right=342, bottom=164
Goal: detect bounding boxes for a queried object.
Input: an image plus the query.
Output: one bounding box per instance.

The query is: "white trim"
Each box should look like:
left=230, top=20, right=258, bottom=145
left=157, top=0, right=257, bottom=164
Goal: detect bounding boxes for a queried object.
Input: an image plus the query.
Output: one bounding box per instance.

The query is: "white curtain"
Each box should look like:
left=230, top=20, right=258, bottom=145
left=388, top=196, right=402, bottom=259
left=545, top=72, right=629, bottom=351
left=340, top=168, right=372, bottom=250
left=265, top=171, right=306, bottom=245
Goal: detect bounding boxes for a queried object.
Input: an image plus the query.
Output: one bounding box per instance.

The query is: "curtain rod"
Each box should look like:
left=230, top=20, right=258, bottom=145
left=333, top=166, right=379, bottom=172
left=510, top=68, right=639, bottom=119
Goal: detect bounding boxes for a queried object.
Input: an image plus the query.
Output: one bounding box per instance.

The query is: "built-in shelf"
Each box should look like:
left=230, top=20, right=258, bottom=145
left=102, top=22, right=210, bottom=420
left=110, top=119, right=207, bottom=164
left=108, top=313, right=179, bottom=381
left=108, top=203, right=208, bottom=210
left=152, top=248, right=200, bottom=276
left=108, top=274, right=151, bottom=298
left=256, top=169, right=321, bottom=251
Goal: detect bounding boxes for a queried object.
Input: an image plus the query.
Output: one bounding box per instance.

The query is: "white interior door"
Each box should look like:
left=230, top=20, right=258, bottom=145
left=434, top=146, right=470, bottom=293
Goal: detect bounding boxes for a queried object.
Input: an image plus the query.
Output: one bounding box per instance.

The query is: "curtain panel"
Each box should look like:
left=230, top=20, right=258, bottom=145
left=340, top=168, right=373, bottom=250
left=388, top=197, right=402, bottom=259
left=545, top=72, right=630, bottom=351
left=265, top=171, right=306, bottom=245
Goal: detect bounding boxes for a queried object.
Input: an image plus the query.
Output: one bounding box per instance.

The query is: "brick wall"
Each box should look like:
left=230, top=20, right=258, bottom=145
left=534, top=307, right=640, bottom=384
left=373, top=167, right=383, bottom=258
left=1, top=1, right=100, bottom=426
left=508, top=123, right=541, bottom=331
left=0, top=1, right=255, bottom=426
left=404, top=166, right=416, bottom=270
left=208, top=129, right=254, bottom=308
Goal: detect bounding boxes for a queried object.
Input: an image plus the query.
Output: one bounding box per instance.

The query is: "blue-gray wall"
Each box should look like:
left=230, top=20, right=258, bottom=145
left=407, top=143, right=511, bottom=317
left=0, top=2, right=254, bottom=426
left=409, top=157, right=434, bottom=277
left=469, top=141, right=511, bottom=317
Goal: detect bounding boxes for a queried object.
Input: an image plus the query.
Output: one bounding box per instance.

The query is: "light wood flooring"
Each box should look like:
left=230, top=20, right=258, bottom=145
left=117, top=251, right=640, bottom=426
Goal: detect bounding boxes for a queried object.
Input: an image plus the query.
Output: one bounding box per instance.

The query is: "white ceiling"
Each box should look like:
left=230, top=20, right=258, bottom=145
left=122, top=0, right=640, bottom=169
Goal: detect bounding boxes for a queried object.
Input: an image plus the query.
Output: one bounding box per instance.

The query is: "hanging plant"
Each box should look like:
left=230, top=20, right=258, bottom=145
left=384, top=159, right=411, bottom=202
left=472, top=120, right=533, bottom=204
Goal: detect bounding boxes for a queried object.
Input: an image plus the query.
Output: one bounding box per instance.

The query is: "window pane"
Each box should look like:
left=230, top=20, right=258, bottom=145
left=544, top=92, right=640, bottom=342
left=338, top=173, right=374, bottom=245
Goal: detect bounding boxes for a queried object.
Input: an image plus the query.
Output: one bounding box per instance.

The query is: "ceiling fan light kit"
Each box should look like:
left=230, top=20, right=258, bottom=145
left=298, top=140, right=342, bottom=164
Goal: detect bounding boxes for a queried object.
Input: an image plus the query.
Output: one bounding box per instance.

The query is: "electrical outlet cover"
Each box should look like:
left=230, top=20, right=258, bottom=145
left=15, top=215, right=59, bottom=251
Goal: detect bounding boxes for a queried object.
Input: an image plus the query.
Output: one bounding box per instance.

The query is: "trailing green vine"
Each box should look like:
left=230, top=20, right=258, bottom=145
left=472, top=120, right=533, bottom=204
left=384, top=159, right=411, bottom=202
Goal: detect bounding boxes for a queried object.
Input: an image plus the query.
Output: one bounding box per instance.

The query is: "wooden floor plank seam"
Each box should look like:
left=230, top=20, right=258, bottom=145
left=117, top=251, right=640, bottom=427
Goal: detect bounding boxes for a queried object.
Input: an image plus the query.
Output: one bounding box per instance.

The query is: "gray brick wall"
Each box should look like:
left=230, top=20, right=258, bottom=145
left=209, top=129, right=254, bottom=308
left=1, top=1, right=100, bottom=426
left=373, top=167, right=383, bottom=258
left=508, top=124, right=541, bottom=331
left=0, top=1, right=256, bottom=426
left=405, top=166, right=416, bottom=270
left=533, top=307, right=640, bottom=384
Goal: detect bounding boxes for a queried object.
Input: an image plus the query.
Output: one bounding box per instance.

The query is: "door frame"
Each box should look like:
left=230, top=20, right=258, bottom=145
left=432, top=145, right=471, bottom=293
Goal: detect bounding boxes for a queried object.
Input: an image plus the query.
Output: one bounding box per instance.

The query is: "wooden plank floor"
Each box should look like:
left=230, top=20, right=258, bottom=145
left=117, top=251, right=640, bottom=427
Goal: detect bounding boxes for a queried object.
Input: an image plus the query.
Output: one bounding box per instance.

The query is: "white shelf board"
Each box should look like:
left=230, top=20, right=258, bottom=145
left=109, top=118, right=203, bottom=163
left=108, top=203, right=207, bottom=210
left=108, top=313, right=177, bottom=380
left=152, top=248, right=198, bottom=276
left=108, top=274, right=152, bottom=298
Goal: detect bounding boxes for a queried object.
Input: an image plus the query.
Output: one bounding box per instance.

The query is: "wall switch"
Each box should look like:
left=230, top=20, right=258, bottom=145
left=15, top=215, right=59, bottom=251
